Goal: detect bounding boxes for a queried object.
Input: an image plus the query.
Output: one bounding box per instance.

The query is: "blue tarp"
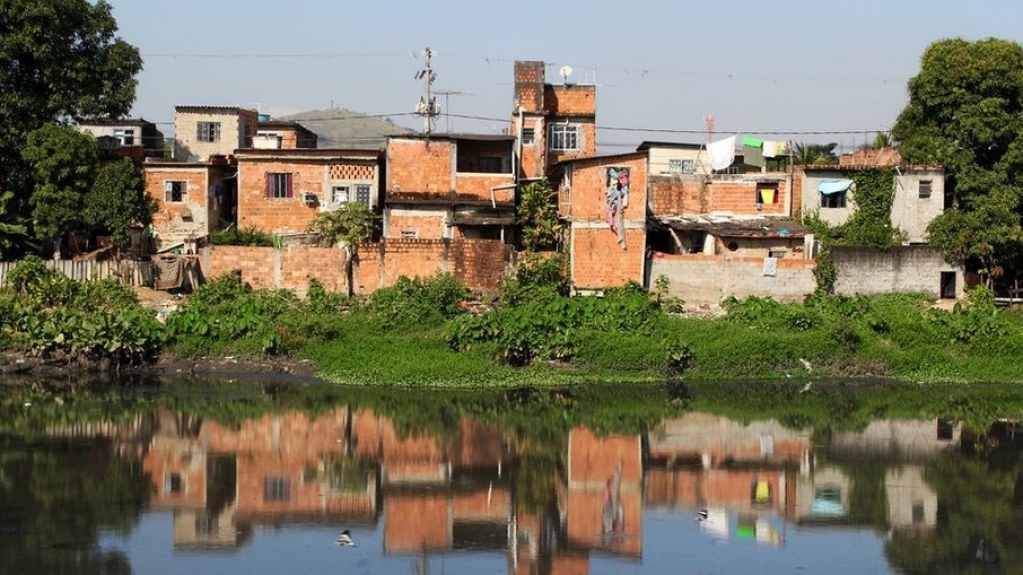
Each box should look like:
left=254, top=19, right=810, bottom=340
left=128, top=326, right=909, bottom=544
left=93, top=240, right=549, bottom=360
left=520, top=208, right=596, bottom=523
left=818, top=179, right=853, bottom=195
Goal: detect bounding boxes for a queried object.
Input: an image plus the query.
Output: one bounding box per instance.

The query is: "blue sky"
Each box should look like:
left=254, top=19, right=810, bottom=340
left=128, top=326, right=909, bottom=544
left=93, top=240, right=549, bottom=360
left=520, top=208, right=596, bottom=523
left=107, top=0, right=1023, bottom=153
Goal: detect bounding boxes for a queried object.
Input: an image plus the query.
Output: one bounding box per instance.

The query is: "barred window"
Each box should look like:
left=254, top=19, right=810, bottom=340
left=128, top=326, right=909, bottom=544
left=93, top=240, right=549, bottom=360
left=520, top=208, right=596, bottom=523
left=265, top=173, right=293, bottom=199
left=197, top=122, right=221, bottom=143
left=164, top=181, right=186, bottom=202
left=548, top=124, right=580, bottom=152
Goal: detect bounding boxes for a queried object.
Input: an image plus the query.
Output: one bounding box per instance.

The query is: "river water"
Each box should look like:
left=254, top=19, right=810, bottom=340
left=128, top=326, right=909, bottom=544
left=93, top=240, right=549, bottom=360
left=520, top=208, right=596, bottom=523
left=0, top=379, right=1021, bottom=574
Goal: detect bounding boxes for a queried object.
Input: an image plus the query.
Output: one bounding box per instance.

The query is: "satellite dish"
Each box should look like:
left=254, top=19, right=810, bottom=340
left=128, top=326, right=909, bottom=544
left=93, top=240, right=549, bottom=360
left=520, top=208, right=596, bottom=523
left=559, top=65, right=574, bottom=82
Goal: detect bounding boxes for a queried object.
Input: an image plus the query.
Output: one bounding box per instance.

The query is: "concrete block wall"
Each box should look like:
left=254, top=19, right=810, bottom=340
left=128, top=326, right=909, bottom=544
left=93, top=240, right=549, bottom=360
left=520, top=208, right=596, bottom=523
left=832, top=245, right=961, bottom=298
left=649, top=253, right=816, bottom=305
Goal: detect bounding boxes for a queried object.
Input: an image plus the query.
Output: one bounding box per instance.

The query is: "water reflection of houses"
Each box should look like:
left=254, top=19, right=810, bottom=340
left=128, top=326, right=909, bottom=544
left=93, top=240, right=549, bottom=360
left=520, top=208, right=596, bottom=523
left=794, top=418, right=960, bottom=537
left=646, top=413, right=811, bottom=524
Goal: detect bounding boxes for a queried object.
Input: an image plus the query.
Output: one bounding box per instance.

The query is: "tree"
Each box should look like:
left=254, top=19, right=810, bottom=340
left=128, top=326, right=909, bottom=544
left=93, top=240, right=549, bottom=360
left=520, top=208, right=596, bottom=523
left=22, top=123, right=99, bottom=245
left=307, top=202, right=379, bottom=296
left=517, top=179, right=562, bottom=251
left=792, top=142, right=839, bottom=165
left=892, top=38, right=1023, bottom=279
left=0, top=191, right=30, bottom=260
left=85, top=159, right=156, bottom=251
left=0, top=0, right=142, bottom=203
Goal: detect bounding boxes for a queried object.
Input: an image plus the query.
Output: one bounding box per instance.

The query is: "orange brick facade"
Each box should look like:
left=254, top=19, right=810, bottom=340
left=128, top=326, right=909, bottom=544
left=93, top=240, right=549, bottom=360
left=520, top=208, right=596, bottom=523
left=387, top=138, right=453, bottom=195
left=202, top=239, right=508, bottom=295
left=236, top=150, right=382, bottom=235
left=563, top=154, right=648, bottom=290
left=650, top=175, right=791, bottom=217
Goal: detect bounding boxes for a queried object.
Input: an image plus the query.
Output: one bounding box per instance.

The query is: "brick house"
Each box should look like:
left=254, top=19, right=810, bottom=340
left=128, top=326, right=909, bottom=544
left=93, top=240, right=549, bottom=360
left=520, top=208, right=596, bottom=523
left=510, top=60, right=597, bottom=181
left=235, top=148, right=383, bottom=236
left=557, top=152, right=649, bottom=292
left=384, top=134, right=516, bottom=241
left=140, top=106, right=261, bottom=251
left=143, top=158, right=237, bottom=251
left=76, top=118, right=165, bottom=162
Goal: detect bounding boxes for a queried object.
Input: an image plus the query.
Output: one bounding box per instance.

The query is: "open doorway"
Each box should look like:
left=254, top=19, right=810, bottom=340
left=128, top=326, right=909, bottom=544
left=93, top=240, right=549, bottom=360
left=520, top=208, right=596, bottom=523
left=940, top=271, right=957, bottom=299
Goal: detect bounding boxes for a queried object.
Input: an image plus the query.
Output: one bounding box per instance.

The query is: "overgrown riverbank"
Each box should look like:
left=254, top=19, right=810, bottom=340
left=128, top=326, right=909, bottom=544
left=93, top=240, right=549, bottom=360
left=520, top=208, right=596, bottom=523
left=3, top=255, right=1023, bottom=387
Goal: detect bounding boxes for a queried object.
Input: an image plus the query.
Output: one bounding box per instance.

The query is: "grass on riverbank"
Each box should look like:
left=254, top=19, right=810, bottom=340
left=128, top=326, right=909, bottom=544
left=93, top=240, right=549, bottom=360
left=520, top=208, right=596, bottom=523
left=5, top=253, right=1023, bottom=387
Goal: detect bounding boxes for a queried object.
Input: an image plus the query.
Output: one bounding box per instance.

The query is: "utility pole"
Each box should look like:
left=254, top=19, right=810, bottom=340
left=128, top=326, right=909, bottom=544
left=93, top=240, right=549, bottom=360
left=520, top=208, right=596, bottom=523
left=414, top=47, right=440, bottom=134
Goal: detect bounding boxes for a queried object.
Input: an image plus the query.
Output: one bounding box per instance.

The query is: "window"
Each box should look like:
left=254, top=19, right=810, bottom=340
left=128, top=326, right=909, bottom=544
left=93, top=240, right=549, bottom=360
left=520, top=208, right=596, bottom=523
left=195, top=511, right=219, bottom=535
left=521, top=127, right=535, bottom=145
left=164, top=181, right=186, bottom=202
left=197, top=122, right=221, bottom=143
left=331, top=185, right=350, bottom=204
left=919, top=179, right=932, bottom=199
left=113, top=129, right=134, bottom=146
left=164, top=472, right=183, bottom=494
left=355, top=184, right=371, bottom=205
left=757, top=184, right=780, bottom=205
left=821, top=191, right=846, bottom=209
left=400, top=230, right=418, bottom=240
left=264, top=476, right=290, bottom=502
left=478, top=156, right=502, bottom=173
left=265, top=173, right=293, bottom=199
left=548, top=124, right=580, bottom=152
left=669, top=158, right=696, bottom=174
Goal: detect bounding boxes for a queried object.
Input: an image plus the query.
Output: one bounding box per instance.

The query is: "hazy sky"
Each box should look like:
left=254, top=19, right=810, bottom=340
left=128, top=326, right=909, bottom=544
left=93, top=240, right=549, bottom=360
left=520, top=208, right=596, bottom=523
left=106, top=0, right=1023, bottom=153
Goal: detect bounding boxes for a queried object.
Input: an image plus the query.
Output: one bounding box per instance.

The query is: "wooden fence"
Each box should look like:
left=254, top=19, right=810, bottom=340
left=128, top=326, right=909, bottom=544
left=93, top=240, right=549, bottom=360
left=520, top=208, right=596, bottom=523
left=0, top=258, right=153, bottom=288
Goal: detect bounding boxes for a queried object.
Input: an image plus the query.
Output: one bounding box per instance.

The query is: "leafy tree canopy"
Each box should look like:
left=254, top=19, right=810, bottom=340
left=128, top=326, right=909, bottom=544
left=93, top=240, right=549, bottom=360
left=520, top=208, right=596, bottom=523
left=793, top=142, right=839, bottom=165
left=892, top=37, right=1023, bottom=275
left=0, top=0, right=142, bottom=199
left=85, top=159, right=156, bottom=249
left=22, top=123, right=99, bottom=240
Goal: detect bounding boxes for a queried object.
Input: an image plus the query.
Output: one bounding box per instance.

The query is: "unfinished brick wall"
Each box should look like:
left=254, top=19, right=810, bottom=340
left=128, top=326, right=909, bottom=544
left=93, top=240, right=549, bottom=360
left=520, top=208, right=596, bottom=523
left=145, top=166, right=210, bottom=249
left=514, top=61, right=546, bottom=112
left=565, top=154, right=648, bottom=290
left=387, top=138, right=453, bottom=194
left=203, top=245, right=277, bottom=289
left=546, top=85, right=596, bottom=116
left=237, top=159, right=325, bottom=234
left=453, top=174, right=515, bottom=201
left=202, top=239, right=508, bottom=295
left=356, top=239, right=508, bottom=293
left=650, top=176, right=791, bottom=217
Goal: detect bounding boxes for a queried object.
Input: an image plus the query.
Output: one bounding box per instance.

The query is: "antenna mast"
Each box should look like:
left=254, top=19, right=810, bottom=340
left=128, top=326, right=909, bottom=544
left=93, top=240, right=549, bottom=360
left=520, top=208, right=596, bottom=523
left=414, top=47, right=440, bottom=134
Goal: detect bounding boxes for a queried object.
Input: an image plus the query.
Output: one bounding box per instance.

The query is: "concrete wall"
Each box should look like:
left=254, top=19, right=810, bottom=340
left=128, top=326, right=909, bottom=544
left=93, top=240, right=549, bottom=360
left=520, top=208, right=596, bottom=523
left=799, top=168, right=944, bottom=243
left=649, top=253, right=816, bottom=305
left=201, top=239, right=509, bottom=295
left=832, top=245, right=962, bottom=298
left=175, top=108, right=256, bottom=162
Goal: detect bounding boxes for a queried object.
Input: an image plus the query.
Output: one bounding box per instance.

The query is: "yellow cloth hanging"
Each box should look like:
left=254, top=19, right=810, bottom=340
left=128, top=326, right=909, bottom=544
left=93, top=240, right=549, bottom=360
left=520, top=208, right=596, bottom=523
left=761, top=189, right=776, bottom=204
left=755, top=480, right=771, bottom=503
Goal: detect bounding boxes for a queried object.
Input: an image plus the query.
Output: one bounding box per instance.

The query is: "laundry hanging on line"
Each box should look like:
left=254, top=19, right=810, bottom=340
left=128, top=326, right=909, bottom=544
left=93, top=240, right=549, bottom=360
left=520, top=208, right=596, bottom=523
left=706, top=136, right=736, bottom=171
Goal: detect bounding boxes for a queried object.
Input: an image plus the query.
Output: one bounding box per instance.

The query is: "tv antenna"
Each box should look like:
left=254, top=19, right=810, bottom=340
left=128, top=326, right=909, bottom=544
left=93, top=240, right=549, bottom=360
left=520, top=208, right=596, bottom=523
left=433, top=90, right=473, bottom=132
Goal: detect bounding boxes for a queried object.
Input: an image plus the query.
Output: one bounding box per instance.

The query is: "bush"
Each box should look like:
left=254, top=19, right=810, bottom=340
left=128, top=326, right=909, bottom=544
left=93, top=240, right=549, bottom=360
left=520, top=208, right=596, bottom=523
left=499, top=253, right=569, bottom=307
left=370, top=274, right=470, bottom=330
left=210, top=225, right=274, bottom=247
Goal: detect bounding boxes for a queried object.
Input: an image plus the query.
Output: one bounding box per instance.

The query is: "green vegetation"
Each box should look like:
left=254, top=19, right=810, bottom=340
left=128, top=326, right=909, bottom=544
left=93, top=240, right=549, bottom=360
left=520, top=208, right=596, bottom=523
left=517, top=179, right=562, bottom=251
left=209, top=225, right=275, bottom=246
left=893, top=37, right=1023, bottom=282
left=0, top=1, right=142, bottom=221
left=0, top=256, right=162, bottom=365
left=7, top=252, right=1023, bottom=386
